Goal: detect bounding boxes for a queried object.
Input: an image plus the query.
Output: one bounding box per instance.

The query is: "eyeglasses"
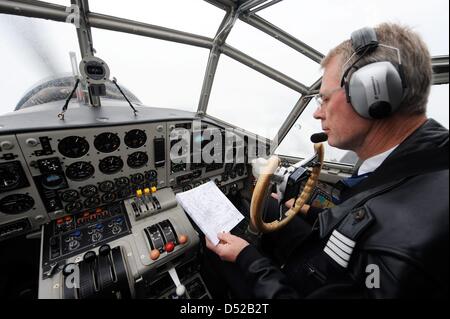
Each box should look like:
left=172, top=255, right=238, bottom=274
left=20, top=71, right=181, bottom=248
left=314, top=87, right=343, bottom=106
left=303, top=87, right=343, bottom=107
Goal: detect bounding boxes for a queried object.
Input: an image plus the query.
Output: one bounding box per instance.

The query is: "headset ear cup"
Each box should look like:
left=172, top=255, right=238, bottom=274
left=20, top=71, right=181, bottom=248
left=348, top=62, right=404, bottom=119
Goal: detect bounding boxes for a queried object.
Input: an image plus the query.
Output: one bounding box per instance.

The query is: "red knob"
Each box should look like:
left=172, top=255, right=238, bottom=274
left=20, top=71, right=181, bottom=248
left=165, top=241, right=175, bottom=252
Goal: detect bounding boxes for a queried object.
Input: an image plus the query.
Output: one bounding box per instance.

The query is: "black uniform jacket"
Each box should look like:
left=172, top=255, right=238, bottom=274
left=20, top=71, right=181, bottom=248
left=236, top=119, right=449, bottom=298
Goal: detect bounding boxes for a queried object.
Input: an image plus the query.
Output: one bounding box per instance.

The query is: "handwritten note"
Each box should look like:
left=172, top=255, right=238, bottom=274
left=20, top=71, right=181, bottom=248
left=176, top=181, right=244, bottom=245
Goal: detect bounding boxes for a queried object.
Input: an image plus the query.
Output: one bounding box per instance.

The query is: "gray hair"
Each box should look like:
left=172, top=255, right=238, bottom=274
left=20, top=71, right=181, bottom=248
left=321, top=23, right=432, bottom=115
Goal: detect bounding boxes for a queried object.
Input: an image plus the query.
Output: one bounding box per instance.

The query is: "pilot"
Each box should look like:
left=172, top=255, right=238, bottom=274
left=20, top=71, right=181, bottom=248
left=205, top=22, right=449, bottom=298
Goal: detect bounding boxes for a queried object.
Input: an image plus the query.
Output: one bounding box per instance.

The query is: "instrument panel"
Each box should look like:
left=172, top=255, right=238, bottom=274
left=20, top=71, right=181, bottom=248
left=0, top=119, right=249, bottom=241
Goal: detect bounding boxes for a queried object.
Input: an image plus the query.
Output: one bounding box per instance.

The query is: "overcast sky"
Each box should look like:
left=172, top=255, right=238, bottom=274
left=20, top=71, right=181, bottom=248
left=0, top=0, right=448, bottom=162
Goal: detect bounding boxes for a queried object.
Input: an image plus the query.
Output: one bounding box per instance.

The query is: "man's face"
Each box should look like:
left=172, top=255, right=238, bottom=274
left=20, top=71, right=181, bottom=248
left=313, top=56, right=372, bottom=151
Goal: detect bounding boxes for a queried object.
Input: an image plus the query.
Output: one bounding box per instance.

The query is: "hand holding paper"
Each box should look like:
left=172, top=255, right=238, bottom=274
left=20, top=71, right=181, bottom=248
left=175, top=181, right=244, bottom=245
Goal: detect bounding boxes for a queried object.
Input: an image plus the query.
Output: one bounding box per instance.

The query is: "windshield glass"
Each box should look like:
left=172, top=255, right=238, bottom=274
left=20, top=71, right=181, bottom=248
left=0, top=15, right=81, bottom=116
left=259, top=0, right=449, bottom=56
left=89, top=0, right=224, bottom=38
left=91, top=28, right=210, bottom=112
left=207, top=55, right=301, bottom=138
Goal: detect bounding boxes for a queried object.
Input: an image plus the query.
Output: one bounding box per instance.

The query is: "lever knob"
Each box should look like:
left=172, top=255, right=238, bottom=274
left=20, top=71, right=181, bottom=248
left=98, top=244, right=111, bottom=256
left=83, top=251, right=97, bottom=263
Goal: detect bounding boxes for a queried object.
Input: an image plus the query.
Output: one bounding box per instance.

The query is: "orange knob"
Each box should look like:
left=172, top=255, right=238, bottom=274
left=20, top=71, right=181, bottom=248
left=150, top=249, right=160, bottom=260
left=178, top=234, right=188, bottom=245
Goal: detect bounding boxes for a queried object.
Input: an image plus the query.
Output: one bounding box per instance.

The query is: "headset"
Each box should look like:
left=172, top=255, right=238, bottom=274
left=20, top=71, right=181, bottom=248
left=341, top=27, right=407, bottom=119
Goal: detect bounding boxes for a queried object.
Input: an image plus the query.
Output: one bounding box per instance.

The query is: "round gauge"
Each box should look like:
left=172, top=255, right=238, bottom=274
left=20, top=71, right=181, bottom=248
left=0, top=165, right=21, bottom=192
left=115, top=177, right=129, bottom=188
left=99, top=156, right=123, bottom=175
left=101, top=192, right=117, bottom=203
left=130, top=173, right=145, bottom=184
left=145, top=170, right=158, bottom=181
left=127, top=151, right=148, bottom=169
left=61, top=189, right=80, bottom=202
left=94, top=132, right=120, bottom=153
left=84, top=196, right=101, bottom=208
left=41, top=173, right=66, bottom=189
left=58, top=136, right=90, bottom=158
left=0, top=194, right=35, bottom=215
left=65, top=200, right=82, bottom=213
left=65, top=161, right=95, bottom=181
left=124, top=129, right=147, bottom=148
left=99, top=180, right=115, bottom=192
left=80, top=184, right=98, bottom=197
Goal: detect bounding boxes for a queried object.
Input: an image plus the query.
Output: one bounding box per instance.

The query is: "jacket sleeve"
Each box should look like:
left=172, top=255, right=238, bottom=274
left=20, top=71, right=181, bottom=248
left=235, top=245, right=300, bottom=298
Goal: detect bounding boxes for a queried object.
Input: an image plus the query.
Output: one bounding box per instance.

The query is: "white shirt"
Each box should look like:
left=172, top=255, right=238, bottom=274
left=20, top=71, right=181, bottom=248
left=357, top=145, right=399, bottom=176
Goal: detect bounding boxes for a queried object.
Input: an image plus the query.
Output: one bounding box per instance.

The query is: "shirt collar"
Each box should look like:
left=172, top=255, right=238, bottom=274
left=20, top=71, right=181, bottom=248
left=357, top=145, right=399, bottom=176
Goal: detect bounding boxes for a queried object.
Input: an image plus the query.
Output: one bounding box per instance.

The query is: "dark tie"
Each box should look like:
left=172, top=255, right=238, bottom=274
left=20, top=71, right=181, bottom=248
left=338, top=172, right=372, bottom=189
left=332, top=172, right=372, bottom=204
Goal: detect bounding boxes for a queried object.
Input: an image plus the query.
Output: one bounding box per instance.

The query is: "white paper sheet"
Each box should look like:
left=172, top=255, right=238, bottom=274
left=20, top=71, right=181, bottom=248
left=175, top=181, right=244, bottom=245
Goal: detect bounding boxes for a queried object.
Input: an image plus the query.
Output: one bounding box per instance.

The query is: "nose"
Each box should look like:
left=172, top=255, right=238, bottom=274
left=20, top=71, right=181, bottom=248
left=313, top=105, right=324, bottom=120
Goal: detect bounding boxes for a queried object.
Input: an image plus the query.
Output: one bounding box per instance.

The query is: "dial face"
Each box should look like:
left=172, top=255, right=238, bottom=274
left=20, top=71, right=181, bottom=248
left=58, top=136, right=89, bottom=158
left=127, top=151, right=148, bottom=169
left=61, top=189, right=80, bottom=202
left=101, top=192, right=117, bottom=203
left=65, top=161, right=95, bottom=181
left=80, top=184, right=98, bottom=197
left=83, top=196, right=101, bottom=208
left=99, top=180, right=115, bottom=192
left=99, top=156, right=123, bottom=175
left=94, top=132, right=120, bottom=153
left=115, top=177, right=129, bottom=188
left=145, top=170, right=158, bottom=181
left=65, top=200, right=82, bottom=213
left=0, top=166, right=21, bottom=192
left=0, top=194, right=34, bottom=215
left=130, top=173, right=144, bottom=184
left=124, top=129, right=147, bottom=148
left=41, top=173, right=66, bottom=189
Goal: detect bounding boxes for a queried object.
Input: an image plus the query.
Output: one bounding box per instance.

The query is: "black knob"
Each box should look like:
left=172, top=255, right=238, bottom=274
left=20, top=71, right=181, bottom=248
left=83, top=250, right=97, bottom=263
left=62, top=263, right=77, bottom=277
left=98, top=244, right=111, bottom=256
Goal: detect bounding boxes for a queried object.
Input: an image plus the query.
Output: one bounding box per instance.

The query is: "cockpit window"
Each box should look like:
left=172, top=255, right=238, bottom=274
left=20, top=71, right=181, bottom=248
left=207, top=55, right=301, bottom=139
left=91, top=28, right=210, bottom=112
left=0, top=15, right=80, bottom=116
left=88, top=0, right=224, bottom=38
left=226, top=20, right=322, bottom=86
left=258, top=0, right=449, bottom=56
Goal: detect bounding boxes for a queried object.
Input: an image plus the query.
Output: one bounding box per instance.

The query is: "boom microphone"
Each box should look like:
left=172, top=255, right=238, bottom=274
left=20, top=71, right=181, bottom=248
left=310, top=132, right=328, bottom=143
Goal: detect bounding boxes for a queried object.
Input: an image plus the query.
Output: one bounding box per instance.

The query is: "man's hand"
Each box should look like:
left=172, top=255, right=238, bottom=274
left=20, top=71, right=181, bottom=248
left=205, top=232, right=249, bottom=263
